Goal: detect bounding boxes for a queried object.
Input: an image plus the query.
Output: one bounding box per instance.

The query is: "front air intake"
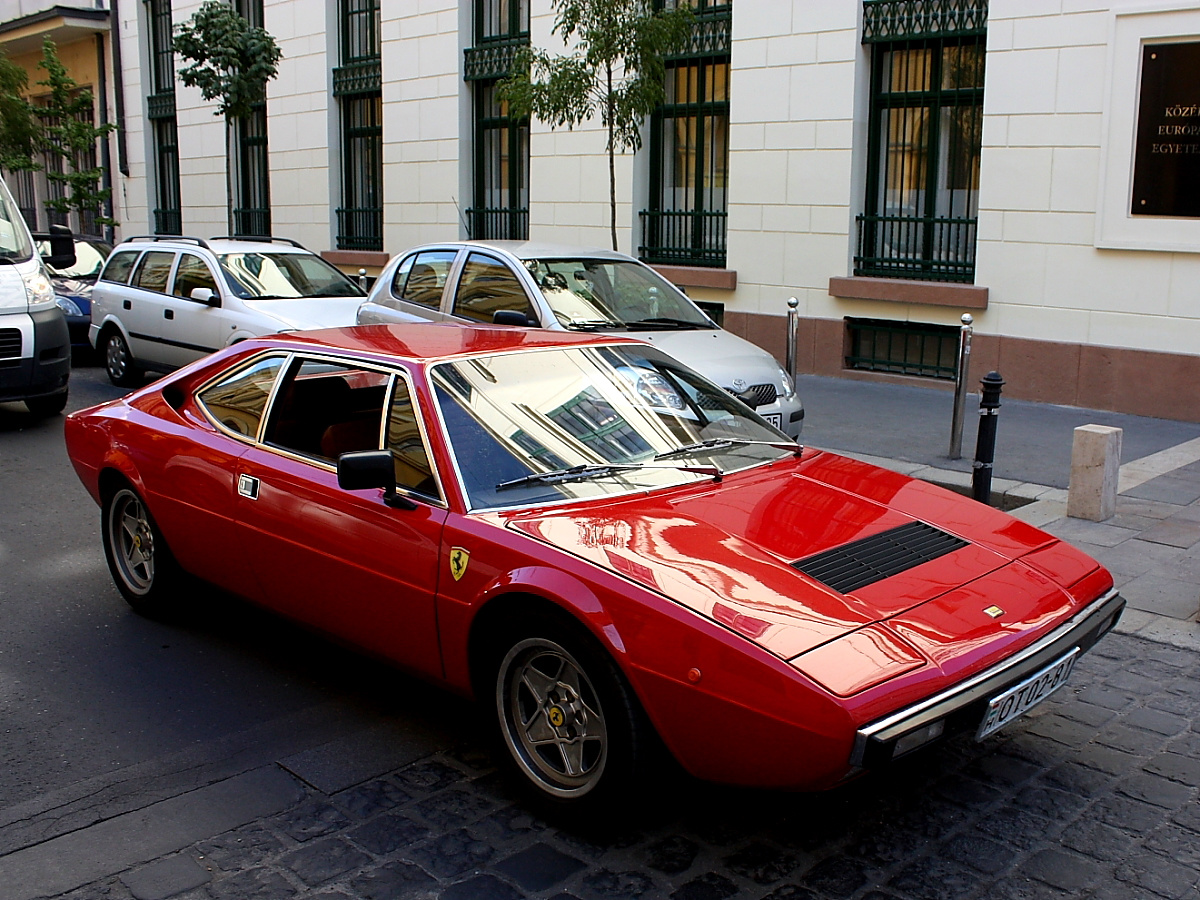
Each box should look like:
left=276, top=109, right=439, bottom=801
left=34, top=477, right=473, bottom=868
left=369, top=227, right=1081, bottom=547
left=792, top=521, right=967, bottom=594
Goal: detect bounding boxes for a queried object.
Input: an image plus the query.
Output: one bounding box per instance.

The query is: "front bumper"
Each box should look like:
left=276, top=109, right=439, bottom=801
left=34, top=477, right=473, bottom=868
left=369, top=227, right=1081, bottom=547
left=851, top=588, right=1125, bottom=768
left=0, top=307, right=71, bottom=402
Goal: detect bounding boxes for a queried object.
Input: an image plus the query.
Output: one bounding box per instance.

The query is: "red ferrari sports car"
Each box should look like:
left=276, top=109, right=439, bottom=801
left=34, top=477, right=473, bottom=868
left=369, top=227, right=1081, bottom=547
left=64, top=323, right=1123, bottom=806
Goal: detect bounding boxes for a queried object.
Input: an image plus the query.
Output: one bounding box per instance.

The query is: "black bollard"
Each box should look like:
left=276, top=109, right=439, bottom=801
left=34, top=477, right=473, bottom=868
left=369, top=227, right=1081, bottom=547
left=972, top=371, right=1005, bottom=505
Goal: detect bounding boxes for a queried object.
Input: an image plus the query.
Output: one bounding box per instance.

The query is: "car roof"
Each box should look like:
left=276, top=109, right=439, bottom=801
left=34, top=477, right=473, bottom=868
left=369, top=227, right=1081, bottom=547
left=257, top=321, right=642, bottom=363
left=412, top=240, right=635, bottom=263
left=114, top=236, right=315, bottom=256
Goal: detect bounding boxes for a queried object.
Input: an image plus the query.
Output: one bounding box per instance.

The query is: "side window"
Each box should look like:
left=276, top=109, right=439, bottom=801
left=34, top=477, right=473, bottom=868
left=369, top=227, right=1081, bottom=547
left=452, top=253, right=536, bottom=325
left=173, top=253, right=220, bottom=299
left=197, top=355, right=286, bottom=438
left=387, top=378, right=440, bottom=501
left=394, top=250, right=456, bottom=309
left=131, top=250, right=176, bottom=293
left=264, top=358, right=390, bottom=463
left=99, top=249, right=140, bottom=284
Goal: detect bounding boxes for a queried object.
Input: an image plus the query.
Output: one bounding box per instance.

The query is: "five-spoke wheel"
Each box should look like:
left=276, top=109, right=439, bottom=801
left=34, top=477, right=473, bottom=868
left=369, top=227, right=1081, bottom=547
left=102, top=486, right=180, bottom=615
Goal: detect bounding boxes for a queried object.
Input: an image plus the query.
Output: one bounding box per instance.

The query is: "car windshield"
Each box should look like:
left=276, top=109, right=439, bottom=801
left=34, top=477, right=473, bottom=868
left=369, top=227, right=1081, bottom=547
left=0, top=178, right=34, bottom=262
left=39, top=239, right=111, bottom=278
left=219, top=252, right=365, bottom=300
left=522, top=258, right=714, bottom=330
left=432, top=343, right=792, bottom=510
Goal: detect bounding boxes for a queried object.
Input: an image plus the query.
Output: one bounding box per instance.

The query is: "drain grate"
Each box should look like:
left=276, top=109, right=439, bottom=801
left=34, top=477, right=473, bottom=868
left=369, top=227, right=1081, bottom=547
left=792, top=520, right=967, bottom=594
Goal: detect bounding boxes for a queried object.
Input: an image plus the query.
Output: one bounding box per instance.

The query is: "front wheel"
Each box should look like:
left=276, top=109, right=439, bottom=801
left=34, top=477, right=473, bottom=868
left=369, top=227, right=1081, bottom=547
left=101, top=486, right=182, bottom=616
left=493, top=621, right=649, bottom=808
left=103, top=330, right=141, bottom=387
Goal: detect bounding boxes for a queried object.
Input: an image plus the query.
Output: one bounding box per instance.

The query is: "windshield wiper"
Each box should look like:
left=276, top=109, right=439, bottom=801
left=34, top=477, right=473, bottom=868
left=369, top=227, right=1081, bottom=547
left=624, top=317, right=708, bottom=330
left=564, top=319, right=623, bottom=331
left=654, top=438, right=802, bottom=461
left=497, top=461, right=721, bottom=491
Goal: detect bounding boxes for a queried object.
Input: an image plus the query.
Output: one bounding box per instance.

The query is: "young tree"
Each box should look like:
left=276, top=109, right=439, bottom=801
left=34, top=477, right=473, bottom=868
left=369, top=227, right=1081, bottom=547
left=499, top=0, right=693, bottom=251
left=37, top=38, right=117, bottom=227
left=173, top=0, right=282, bottom=119
left=0, top=53, right=38, bottom=173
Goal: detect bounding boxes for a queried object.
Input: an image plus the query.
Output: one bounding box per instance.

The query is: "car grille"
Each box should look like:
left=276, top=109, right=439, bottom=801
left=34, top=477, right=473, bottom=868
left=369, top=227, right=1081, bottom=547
left=726, top=383, right=777, bottom=408
left=0, top=328, right=21, bottom=360
left=792, top=521, right=968, bottom=594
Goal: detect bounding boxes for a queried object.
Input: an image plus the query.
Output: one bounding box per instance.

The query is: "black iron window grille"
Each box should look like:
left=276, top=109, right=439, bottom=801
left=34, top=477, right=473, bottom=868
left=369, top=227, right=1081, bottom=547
left=467, top=81, right=528, bottom=240
left=845, top=317, right=959, bottom=379
left=146, top=0, right=181, bottom=235
left=337, top=94, right=383, bottom=251
left=476, top=0, right=529, bottom=44
left=335, top=0, right=382, bottom=251
left=231, top=102, right=270, bottom=238
left=641, top=51, right=730, bottom=267
left=858, top=1, right=986, bottom=283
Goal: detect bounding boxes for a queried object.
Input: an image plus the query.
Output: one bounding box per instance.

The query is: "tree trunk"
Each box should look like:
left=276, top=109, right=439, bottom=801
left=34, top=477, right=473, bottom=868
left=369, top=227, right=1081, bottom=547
left=607, top=63, right=617, bottom=252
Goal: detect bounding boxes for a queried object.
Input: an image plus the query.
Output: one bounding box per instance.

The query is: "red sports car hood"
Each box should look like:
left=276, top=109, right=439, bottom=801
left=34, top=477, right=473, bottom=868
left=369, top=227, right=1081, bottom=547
left=506, top=450, right=1068, bottom=660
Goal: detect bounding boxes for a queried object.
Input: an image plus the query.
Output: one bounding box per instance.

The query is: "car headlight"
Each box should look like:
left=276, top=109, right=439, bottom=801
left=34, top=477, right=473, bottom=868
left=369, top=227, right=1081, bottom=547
left=55, top=295, right=84, bottom=317
left=777, top=364, right=796, bottom=399
left=23, top=265, right=55, bottom=309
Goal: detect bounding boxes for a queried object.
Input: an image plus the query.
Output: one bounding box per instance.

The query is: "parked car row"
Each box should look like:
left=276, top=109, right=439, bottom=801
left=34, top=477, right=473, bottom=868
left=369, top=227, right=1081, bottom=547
left=84, top=235, right=804, bottom=438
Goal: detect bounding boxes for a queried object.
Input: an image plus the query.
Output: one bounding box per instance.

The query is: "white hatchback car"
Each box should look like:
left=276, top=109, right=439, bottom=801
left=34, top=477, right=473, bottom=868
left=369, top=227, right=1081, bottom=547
left=357, top=241, right=804, bottom=439
left=90, top=235, right=366, bottom=386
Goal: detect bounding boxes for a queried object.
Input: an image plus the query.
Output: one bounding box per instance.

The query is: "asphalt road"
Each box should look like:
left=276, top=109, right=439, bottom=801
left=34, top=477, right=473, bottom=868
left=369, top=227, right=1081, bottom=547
left=0, top=360, right=464, bottom=839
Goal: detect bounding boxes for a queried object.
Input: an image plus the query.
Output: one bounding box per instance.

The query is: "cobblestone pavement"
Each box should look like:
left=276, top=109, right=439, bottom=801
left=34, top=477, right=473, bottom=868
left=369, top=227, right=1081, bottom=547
left=51, top=627, right=1200, bottom=900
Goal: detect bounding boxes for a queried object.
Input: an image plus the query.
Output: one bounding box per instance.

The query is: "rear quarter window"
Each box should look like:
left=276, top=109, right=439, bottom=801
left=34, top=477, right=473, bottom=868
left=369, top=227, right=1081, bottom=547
left=99, top=249, right=140, bottom=284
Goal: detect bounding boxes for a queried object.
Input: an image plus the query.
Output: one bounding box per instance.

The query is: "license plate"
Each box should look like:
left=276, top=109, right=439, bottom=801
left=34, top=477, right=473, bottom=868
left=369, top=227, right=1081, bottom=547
left=975, top=648, right=1079, bottom=740
left=762, top=413, right=781, bottom=428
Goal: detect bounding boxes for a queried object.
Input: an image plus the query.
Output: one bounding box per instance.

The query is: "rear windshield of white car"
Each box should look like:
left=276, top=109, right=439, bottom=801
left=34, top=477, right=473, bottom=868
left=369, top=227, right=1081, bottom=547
left=219, top=252, right=365, bottom=300
left=431, top=343, right=791, bottom=511
left=522, top=258, right=714, bottom=331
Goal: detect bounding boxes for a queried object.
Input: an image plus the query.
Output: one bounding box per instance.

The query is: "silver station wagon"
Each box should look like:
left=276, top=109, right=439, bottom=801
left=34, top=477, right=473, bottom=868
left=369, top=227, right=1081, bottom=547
left=356, top=240, right=804, bottom=439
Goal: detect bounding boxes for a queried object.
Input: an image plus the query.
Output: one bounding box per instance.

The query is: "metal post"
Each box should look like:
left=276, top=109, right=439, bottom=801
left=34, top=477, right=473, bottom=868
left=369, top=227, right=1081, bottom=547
left=358, top=268, right=368, bottom=291
left=972, top=371, right=1005, bottom=505
left=786, top=297, right=799, bottom=379
left=949, top=313, right=974, bottom=459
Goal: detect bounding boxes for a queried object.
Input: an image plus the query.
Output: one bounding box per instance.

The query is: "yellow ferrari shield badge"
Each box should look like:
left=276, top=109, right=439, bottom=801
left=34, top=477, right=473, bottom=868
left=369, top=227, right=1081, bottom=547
left=449, top=547, right=470, bottom=581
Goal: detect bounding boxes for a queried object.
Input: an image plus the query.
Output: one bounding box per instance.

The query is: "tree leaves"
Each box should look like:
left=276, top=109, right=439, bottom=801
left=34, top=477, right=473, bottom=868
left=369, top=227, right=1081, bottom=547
left=174, top=0, right=282, bottom=119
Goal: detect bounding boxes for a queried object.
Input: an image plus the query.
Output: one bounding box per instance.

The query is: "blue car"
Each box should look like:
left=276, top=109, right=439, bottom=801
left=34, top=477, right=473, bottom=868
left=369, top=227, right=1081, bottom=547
left=39, top=237, right=112, bottom=350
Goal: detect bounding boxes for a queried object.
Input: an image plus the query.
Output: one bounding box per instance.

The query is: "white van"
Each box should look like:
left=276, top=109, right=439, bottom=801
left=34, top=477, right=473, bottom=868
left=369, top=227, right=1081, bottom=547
left=0, top=174, right=73, bottom=416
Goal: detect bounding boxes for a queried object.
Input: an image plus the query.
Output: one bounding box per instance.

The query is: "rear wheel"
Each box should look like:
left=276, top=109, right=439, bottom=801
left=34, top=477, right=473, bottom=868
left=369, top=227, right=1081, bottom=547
left=102, top=486, right=181, bottom=616
left=103, top=330, right=141, bottom=387
left=491, top=616, right=649, bottom=809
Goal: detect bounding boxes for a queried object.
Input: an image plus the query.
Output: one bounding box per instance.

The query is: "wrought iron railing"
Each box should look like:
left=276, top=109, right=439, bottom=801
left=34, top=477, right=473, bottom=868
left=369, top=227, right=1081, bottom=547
left=466, top=206, right=528, bottom=241
left=333, top=58, right=381, bottom=96
left=146, top=91, right=176, bottom=120
left=862, top=0, right=988, bottom=42
left=464, top=36, right=529, bottom=81
left=639, top=209, right=726, bottom=267
left=336, top=206, right=383, bottom=251
left=154, top=208, right=181, bottom=235
left=845, top=317, right=958, bottom=380
left=232, top=207, right=270, bottom=238
left=855, top=213, right=977, bottom=283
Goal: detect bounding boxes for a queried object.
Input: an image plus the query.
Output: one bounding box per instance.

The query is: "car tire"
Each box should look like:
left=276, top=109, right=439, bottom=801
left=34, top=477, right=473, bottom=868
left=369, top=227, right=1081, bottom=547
left=103, top=330, right=142, bottom=388
left=25, top=390, right=68, bottom=417
left=101, top=486, right=182, bottom=616
left=491, top=615, right=649, bottom=810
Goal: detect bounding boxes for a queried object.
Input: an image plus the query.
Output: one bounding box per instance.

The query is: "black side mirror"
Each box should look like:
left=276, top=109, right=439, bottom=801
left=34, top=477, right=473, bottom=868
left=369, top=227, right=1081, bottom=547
left=337, top=449, right=417, bottom=509
left=35, top=224, right=76, bottom=269
left=493, top=309, right=538, bottom=327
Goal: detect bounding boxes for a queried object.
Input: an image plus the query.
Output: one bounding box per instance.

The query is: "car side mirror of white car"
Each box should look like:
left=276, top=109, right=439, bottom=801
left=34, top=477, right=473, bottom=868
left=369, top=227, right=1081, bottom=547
left=189, top=287, right=220, bottom=307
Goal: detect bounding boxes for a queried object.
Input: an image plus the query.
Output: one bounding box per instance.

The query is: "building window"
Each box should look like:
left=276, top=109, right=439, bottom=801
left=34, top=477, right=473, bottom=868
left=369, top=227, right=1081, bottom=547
left=334, top=0, right=382, bottom=251
left=641, top=1, right=731, bottom=268
left=146, top=0, right=181, bottom=235
left=230, top=0, right=269, bottom=237
left=463, top=0, right=529, bottom=240
left=857, top=0, right=987, bottom=283
left=845, top=317, right=958, bottom=380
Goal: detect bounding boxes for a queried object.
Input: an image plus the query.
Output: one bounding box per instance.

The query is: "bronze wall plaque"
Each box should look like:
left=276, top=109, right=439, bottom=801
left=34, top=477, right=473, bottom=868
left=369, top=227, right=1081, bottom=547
left=1131, top=42, right=1200, bottom=218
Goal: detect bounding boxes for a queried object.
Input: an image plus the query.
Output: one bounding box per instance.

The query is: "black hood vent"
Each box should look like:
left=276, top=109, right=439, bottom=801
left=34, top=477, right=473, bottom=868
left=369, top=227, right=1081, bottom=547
left=792, top=521, right=967, bottom=594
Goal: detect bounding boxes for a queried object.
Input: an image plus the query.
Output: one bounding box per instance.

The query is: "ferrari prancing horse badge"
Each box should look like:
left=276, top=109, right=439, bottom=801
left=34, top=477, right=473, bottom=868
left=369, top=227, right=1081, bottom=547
left=450, top=547, right=470, bottom=581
